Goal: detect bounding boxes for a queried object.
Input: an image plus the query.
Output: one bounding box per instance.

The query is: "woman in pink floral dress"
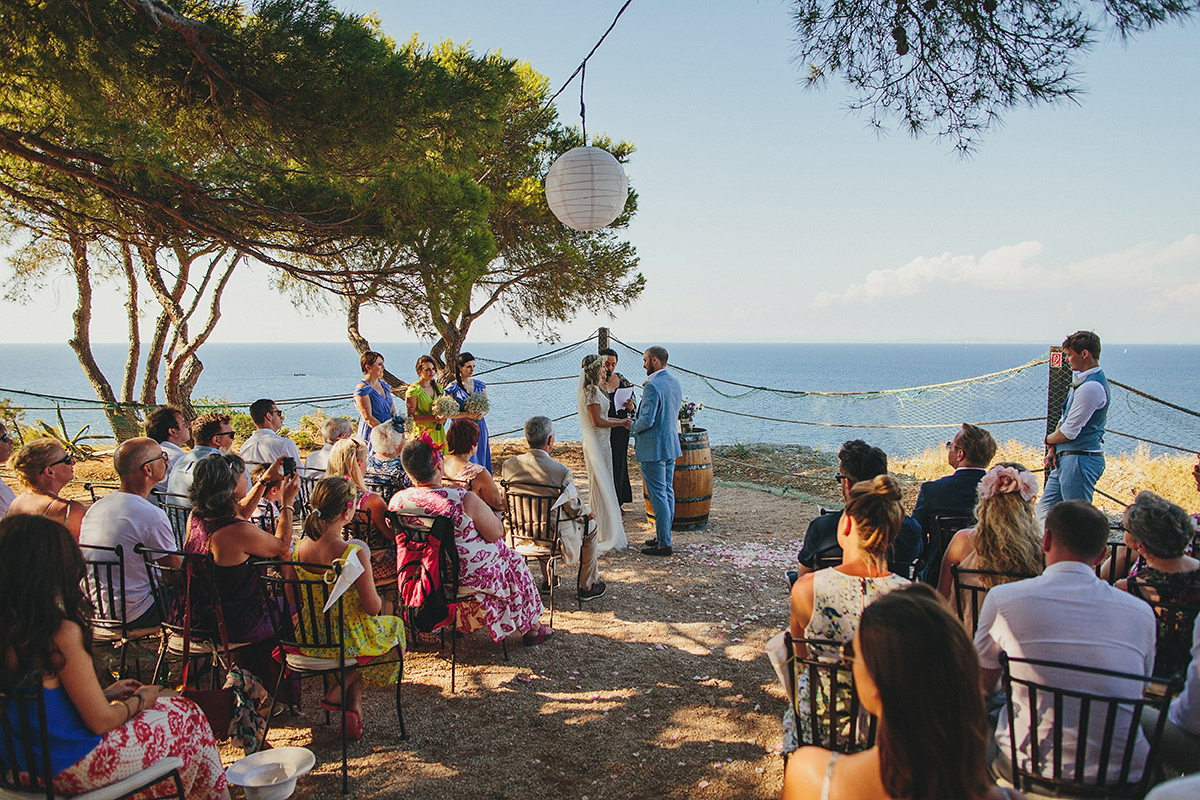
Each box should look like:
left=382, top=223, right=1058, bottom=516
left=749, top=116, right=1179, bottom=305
left=388, top=439, right=553, bottom=645
left=0, top=514, right=228, bottom=799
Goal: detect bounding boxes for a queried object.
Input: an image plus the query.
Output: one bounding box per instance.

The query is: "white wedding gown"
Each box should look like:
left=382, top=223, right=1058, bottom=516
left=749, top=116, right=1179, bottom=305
left=578, top=377, right=627, bottom=553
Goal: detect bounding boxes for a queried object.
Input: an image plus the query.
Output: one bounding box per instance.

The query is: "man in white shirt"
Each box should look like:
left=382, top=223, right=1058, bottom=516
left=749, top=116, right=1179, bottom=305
left=0, top=421, right=14, bottom=516
left=1144, top=613, right=1200, bottom=774
left=975, top=499, right=1156, bottom=785
left=1038, top=330, right=1108, bottom=520
left=79, top=438, right=181, bottom=628
left=239, top=398, right=301, bottom=469
left=145, top=406, right=189, bottom=493
left=166, top=411, right=235, bottom=504
left=304, top=416, right=354, bottom=476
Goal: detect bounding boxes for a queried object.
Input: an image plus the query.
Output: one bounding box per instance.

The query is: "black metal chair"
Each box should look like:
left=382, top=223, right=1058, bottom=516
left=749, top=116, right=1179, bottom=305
left=389, top=509, right=508, bottom=693
left=0, top=677, right=185, bottom=800
left=921, top=513, right=974, bottom=585
left=137, top=545, right=240, bottom=688
left=250, top=501, right=277, bottom=533
left=785, top=634, right=876, bottom=757
left=150, top=491, right=190, bottom=550
left=500, top=479, right=572, bottom=624
left=998, top=652, right=1183, bottom=798
left=1127, top=577, right=1200, bottom=680
left=948, top=565, right=1037, bottom=635
left=82, top=481, right=121, bottom=503
left=1097, top=540, right=1135, bottom=584
left=79, top=543, right=161, bottom=680
left=258, top=559, right=406, bottom=794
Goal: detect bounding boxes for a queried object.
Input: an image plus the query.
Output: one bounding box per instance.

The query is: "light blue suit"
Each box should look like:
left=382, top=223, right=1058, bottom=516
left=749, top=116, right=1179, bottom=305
left=631, top=369, right=683, bottom=547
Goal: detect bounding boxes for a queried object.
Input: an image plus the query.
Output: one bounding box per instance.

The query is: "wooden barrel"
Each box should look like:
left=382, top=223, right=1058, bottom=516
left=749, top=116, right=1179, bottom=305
left=644, top=429, right=713, bottom=531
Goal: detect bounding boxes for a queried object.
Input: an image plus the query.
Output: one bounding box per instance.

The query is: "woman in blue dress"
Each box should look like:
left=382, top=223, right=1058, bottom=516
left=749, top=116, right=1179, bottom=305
left=354, top=350, right=394, bottom=453
left=445, top=351, right=491, bottom=471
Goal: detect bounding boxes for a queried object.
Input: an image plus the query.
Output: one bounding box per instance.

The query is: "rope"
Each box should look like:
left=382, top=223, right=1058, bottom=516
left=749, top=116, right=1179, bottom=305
left=1106, top=429, right=1199, bottom=455
left=607, top=336, right=1049, bottom=398
left=487, top=412, right=576, bottom=440
left=474, top=334, right=597, bottom=376
left=703, top=404, right=1046, bottom=430
left=1109, top=380, right=1200, bottom=420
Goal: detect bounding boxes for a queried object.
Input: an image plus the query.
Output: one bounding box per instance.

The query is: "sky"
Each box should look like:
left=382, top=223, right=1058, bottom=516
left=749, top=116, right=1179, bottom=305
left=3, top=0, right=1198, bottom=344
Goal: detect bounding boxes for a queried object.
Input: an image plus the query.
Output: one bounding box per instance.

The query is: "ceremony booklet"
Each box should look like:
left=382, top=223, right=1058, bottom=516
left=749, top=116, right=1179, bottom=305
left=551, top=481, right=579, bottom=511
left=613, top=386, right=635, bottom=410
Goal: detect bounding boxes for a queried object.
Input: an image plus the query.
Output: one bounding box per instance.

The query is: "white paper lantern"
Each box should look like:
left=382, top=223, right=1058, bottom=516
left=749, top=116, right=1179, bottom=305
left=544, top=146, right=629, bottom=231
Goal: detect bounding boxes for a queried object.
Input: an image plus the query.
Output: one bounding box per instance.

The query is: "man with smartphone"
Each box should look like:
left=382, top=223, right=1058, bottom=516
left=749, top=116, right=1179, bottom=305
left=239, top=398, right=302, bottom=470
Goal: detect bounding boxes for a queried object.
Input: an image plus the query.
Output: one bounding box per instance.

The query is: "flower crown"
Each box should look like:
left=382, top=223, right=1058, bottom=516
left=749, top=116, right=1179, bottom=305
left=977, top=465, right=1039, bottom=502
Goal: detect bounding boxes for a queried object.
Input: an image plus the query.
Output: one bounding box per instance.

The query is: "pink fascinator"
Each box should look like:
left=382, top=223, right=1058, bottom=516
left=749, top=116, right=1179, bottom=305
left=977, top=465, right=1039, bottom=502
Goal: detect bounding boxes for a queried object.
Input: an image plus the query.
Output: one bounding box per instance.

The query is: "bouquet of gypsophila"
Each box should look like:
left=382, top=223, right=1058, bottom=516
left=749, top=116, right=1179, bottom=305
left=464, top=392, right=490, bottom=415
left=433, top=394, right=460, bottom=420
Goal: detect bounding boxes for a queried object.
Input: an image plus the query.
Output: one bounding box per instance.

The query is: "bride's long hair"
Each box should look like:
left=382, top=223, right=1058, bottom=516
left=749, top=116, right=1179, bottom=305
left=580, top=354, right=605, bottom=393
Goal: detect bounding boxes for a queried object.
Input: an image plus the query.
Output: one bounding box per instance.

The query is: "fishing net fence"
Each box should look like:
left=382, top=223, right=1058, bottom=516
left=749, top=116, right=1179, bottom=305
left=2, top=329, right=1197, bottom=510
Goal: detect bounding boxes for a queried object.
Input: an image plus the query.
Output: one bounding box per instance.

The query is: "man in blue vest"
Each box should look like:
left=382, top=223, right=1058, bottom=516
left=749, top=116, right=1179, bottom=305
left=1038, top=330, right=1108, bottom=521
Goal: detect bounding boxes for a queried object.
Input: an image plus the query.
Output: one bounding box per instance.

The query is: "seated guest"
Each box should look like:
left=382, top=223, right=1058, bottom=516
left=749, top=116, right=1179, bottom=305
left=366, top=417, right=410, bottom=495
left=795, top=440, right=922, bottom=578
left=305, top=415, right=354, bottom=476
left=248, top=463, right=283, bottom=528
left=238, top=398, right=301, bottom=468
left=326, top=438, right=395, bottom=587
left=1118, top=490, right=1200, bottom=591
left=78, top=438, right=180, bottom=628
left=444, top=419, right=503, bottom=514
left=184, top=453, right=300, bottom=707
left=500, top=416, right=605, bottom=602
left=1142, top=614, right=1200, bottom=774
left=290, top=477, right=405, bottom=741
left=390, top=438, right=554, bottom=645
left=0, top=421, right=14, bottom=516
left=144, top=406, right=189, bottom=493
left=937, top=463, right=1043, bottom=628
left=783, top=584, right=1023, bottom=800
left=6, top=437, right=86, bottom=540
left=0, top=514, right=229, bottom=799
left=913, top=423, right=997, bottom=582
left=975, top=500, right=1156, bottom=784
left=167, top=411, right=235, bottom=504
left=784, top=475, right=910, bottom=755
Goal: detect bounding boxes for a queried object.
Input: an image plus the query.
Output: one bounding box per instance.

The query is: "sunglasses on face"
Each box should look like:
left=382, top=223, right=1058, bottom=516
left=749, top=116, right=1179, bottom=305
left=215, top=430, right=236, bottom=439
left=0, top=432, right=9, bottom=442
left=833, top=473, right=847, bottom=485
left=48, top=453, right=75, bottom=467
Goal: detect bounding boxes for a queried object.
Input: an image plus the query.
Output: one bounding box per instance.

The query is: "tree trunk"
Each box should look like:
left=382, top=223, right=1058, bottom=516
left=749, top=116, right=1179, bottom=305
left=345, top=296, right=406, bottom=392
left=65, top=232, right=142, bottom=443
left=120, top=240, right=141, bottom=404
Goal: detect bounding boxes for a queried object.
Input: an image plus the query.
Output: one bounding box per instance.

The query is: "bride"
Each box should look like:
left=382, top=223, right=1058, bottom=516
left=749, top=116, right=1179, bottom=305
left=578, top=354, right=632, bottom=552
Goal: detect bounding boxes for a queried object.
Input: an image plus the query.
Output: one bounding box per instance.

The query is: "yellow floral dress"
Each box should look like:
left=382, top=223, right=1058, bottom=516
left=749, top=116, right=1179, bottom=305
left=405, top=382, right=447, bottom=449
left=292, top=544, right=406, bottom=687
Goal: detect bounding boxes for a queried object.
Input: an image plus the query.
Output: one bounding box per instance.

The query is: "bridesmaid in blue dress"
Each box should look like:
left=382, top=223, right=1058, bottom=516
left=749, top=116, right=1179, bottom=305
left=354, top=350, right=394, bottom=453
left=445, top=351, right=491, bottom=471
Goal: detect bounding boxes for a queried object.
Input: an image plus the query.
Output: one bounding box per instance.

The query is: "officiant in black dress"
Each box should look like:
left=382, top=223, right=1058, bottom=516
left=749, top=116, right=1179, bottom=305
left=602, top=348, right=635, bottom=506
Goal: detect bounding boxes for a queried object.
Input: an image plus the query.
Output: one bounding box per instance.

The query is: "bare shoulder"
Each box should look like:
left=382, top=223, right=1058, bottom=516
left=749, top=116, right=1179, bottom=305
left=781, top=747, right=832, bottom=800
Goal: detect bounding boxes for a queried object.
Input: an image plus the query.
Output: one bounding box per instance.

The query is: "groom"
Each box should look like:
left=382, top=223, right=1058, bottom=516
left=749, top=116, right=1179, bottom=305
left=631, top=346, right=683, bottom=556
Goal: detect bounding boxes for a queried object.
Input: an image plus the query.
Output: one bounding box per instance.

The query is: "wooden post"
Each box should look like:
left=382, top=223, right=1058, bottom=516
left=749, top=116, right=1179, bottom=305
left=598, top=327, right=610, bottom=353
left=1046, top=345, right=1072, bottom=439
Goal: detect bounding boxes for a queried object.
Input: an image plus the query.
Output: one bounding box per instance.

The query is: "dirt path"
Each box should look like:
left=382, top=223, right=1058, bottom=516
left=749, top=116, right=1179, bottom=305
left=232, top=442, right=816, bottom=799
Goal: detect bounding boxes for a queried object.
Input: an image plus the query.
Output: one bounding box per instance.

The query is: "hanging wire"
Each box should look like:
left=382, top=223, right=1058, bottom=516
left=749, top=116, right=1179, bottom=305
left=580, top=61, right=587, bottom=144
left=540, top=0, right=635, bottom=120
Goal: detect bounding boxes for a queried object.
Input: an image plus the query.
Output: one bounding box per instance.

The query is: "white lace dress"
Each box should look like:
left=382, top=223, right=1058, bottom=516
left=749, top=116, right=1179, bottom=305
left=578, top=380, right=627, bottom=553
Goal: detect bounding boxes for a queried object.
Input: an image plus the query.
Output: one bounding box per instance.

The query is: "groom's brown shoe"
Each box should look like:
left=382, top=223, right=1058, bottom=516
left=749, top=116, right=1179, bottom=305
left=641, top=544, right=672, bottom=556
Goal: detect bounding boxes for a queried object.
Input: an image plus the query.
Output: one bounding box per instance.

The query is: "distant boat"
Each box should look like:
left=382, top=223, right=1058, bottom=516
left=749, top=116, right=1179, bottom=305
left=293, top=373, right=306, bottom=376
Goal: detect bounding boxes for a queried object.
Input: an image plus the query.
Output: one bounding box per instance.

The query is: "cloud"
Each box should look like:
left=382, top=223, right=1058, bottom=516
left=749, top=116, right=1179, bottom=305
left=810, top=235, right=1200, bottom=308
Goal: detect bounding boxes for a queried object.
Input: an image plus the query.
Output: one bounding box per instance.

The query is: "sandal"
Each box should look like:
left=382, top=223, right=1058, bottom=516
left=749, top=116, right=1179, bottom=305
left=340, top=709, right=363, bottom=741
left=522, top=624, right=556, bottom=647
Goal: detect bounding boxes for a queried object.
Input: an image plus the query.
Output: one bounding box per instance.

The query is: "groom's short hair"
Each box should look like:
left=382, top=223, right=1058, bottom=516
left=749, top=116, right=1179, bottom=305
left=525, top=416, right=553, bottom=449
left=646, top=345, right=669, bottom=365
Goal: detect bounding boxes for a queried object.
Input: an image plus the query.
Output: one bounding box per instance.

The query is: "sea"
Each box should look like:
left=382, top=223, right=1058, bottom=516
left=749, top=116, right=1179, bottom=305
left=2, top=341, right=1199, bottom=457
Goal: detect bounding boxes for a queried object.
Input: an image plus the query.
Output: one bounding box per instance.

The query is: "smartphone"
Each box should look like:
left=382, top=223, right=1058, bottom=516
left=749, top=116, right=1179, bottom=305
left=282, top=456, right=296, bottom=476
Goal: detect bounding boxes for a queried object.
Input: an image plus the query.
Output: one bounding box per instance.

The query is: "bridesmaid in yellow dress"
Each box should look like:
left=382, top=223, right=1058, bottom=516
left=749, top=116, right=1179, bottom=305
left=291, top=476, right=405, bottom=741
left=405, top=355, right=447, bottom=451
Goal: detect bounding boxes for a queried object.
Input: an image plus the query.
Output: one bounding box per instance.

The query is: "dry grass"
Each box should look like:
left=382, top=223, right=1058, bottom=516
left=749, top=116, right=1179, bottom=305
left=893, top=440, right=1199, bottom=514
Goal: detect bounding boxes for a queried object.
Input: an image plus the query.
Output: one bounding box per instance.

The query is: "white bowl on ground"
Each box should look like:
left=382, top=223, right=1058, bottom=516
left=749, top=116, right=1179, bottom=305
left=225, top=746, right=316, bottom=800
